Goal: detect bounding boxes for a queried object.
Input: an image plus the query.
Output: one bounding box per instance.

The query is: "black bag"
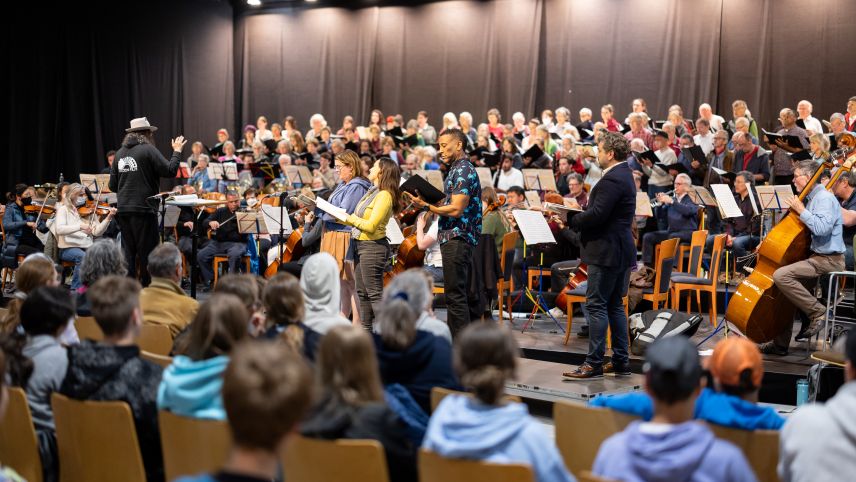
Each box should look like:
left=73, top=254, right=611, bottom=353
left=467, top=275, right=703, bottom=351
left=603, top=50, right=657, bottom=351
left=629, top=309, right=703, bottom=356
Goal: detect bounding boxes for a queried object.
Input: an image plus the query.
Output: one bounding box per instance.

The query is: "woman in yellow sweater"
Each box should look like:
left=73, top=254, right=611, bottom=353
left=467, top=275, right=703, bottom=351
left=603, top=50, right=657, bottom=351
left=344, top=157, right=401, bottom=330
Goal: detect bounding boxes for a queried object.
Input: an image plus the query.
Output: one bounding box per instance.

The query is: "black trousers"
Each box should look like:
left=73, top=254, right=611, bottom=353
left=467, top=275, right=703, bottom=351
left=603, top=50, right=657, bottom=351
left=353, top=239, right=390, bottom=330
left=116, top=212, right=159, bottom=286
left=441, top=238, right=476, bottom=337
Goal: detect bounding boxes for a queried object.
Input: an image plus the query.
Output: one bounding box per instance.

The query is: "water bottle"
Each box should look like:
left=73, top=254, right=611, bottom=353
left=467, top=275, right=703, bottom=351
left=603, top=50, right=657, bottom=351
left=796, top=378, right=809, bottom=406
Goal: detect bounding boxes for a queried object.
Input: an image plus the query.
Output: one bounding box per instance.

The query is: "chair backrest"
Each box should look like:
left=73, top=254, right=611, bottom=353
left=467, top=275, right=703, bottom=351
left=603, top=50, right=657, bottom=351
left=419, top=449, right=535, bottom=482
left=0, top=388, right=43, bottom=482
left=707, top=234, right=727, bottom=282
left=578, top=471, right=619, bottom=482
left=430, top=386, right=522, bottom=413
left=500, top=231, right=519, bottom=281
left=51, top=393, right=147, bottom=482
left=687, top=230, right=708, bottom=276
left=141, top=350, right=174, bottom=368
left=138, top=324, right=173, bottom=356
left=282, top=436, right=390, bottom=482
left=553, top=401, right=640, bottom=475
left=158, top=410, right=231, bottom=481
left=707, top=423, right=780, bottom=482
left=75, top=316, right=104, bottom=341
left=653, top=237, right=679, bottom=296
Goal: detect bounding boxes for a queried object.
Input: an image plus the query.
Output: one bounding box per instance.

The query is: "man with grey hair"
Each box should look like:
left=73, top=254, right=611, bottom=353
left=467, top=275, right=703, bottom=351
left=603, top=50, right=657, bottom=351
left=762, top=160, right=845, bottom=355
left=375, top=269, right=451, bottom=343
left=577, top=108, right=595, bottom=141
left=797, top=100, right=823, bottom=135
left=139, top=242, right=198, bottom=337
left=828, top=112, right=849, bottom=138
left=458, top=111, right=477, bottom=144
left=767, top=108, right=809, bottom=186
left=640, top=173, right=699, bottom=268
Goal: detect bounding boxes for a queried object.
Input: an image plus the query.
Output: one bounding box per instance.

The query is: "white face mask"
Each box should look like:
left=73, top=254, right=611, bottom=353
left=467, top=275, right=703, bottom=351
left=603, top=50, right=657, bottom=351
left=75, top=197, right=86, bottom=207
left=246, top=198, right=258, bottom=208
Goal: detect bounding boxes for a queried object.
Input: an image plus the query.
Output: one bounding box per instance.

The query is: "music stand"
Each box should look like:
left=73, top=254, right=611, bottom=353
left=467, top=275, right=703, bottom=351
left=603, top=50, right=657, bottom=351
left=167, top=196, right=227, bottom=298
left=510, top=210, right=564, bottom=334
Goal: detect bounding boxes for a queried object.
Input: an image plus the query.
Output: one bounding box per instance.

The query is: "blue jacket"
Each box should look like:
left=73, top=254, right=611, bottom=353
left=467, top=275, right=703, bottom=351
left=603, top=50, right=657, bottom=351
left=593, top=420, right=756, bottom=482
left=323, top=177, right=372, bottom=231
left=423, top=395, right=575, bottom=482
left=667, top=193, right=700, bottom=233
left=156, top=355, right=229, bottom=420
left=589, top=388, right=785, bottom=431
left=2, top=202, right=47, bottom=266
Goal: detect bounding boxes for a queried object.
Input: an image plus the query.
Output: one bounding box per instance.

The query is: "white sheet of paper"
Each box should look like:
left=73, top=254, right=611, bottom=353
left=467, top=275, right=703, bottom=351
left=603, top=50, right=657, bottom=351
left=512, top=209, right=556, bottom=245
left=260, top=205, right=293, bottom=234
left=711, top=184, right=743, bottom=218
left=385, top=218, right=405, bottom=245
left=315, top=197, right=349, bottom=222
left=745, top=184, right=759, bottom=215
left=223, top=162, right=239, bottom=181
left=524, top=191, right=542, bottom=209
left=636, top=192, right=653, bottom=217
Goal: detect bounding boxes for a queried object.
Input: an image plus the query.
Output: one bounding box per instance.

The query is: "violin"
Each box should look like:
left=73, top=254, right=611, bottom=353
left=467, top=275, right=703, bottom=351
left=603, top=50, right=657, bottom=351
left=77, top=200, right=112, bottom=217
left=24, top=203, right=55, bottom=216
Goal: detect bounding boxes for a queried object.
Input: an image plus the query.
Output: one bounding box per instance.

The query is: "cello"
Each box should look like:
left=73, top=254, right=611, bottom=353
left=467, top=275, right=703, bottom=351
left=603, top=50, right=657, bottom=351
left=725, top=134, right=856, bottom=342
left=554, top=263, right=588, bottom=314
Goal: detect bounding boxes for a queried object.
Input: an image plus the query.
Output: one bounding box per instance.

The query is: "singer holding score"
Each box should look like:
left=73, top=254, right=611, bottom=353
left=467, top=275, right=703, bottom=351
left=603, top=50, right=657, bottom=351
left=563, top=132, right=637, bottom=380
left=109, top=117, right=185, bottom=286
left=406, top=129, right=482, bottom=336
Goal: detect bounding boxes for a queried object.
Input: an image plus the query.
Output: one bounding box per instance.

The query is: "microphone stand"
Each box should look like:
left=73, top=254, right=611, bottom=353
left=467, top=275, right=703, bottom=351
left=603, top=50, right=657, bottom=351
left=190, top=208, right=205, bottom=299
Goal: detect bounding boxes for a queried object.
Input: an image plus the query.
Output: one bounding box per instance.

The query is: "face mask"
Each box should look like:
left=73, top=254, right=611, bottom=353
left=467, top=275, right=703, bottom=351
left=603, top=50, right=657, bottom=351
left=20, top=197, right=32, bottom=206
left=246, top=198, right=258, bottom=208
left=75, top=197, right=86, bottom=207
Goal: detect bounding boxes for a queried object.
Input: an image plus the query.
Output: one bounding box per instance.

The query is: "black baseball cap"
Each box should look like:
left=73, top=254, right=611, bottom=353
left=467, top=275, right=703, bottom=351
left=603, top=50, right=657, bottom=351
left=644, top=336, right=701, bottom=404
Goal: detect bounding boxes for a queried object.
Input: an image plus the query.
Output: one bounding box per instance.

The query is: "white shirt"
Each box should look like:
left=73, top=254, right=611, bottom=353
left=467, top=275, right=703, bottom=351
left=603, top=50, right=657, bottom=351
left=800, top=115, right=824, bottom=135
left=706, top=114, right=726, bottom=132
left=694, top=132, right=715, bottom=155
left=496, top=168, right=525, bottom=192
left=424, top=219, right=443, bottom=267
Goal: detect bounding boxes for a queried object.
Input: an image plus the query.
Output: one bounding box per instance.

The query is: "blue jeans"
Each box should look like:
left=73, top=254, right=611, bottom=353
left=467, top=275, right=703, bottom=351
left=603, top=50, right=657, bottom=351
left=585, top=264, right=631, bottom=367
left=61, top=248, right=86, bottom=291
left=423, top=265, right=444, bottom=284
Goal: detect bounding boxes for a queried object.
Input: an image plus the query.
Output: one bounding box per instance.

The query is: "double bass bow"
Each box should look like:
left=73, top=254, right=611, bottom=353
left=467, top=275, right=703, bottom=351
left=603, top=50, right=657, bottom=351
left=725, top=133, right=856, bottom=342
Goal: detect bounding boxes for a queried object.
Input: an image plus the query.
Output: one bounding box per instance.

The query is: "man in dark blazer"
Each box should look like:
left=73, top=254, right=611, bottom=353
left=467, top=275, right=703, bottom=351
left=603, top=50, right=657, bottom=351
left=732, top=131, right=770, bottom=183
left=563, top=132, right=637, bottom=380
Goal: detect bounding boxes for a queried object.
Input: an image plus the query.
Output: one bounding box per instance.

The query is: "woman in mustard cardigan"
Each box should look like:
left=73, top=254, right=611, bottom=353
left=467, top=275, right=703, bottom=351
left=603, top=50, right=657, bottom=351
left=343, top=157, right=401, bottom=330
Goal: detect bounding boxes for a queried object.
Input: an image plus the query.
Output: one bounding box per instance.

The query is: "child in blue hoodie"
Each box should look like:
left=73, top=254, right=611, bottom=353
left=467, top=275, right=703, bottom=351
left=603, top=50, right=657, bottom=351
left=590, top=336, right=785, bottom=430
left=157, top=293, right=250, bottom=420
left=422, top=323, right=575, bottom=482
left=593, top=336, right=757, bottom=482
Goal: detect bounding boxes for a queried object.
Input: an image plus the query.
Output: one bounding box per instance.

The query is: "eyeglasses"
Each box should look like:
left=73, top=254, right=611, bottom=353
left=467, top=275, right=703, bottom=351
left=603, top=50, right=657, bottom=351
left=334, top=164, right=349, bottom=170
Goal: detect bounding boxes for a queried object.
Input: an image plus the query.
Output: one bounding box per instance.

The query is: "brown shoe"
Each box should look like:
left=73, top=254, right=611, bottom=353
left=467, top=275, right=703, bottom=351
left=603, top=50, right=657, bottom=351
left=603, top=361, right=631, bottom=376
left=562, top=363, right=604, bottom=380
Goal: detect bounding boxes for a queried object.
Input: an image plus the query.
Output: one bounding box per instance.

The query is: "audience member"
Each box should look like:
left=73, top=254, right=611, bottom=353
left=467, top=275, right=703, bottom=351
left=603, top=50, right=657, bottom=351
left=212, top=274, right=265, bottom=336
left=423, top=323, right=573, bottom=482
left=0, top=351, right=26, bottom=481
left=376, top=270, right=451, bottom=342
left=592, top=336, right=756, bottom=482
left=159, top=294, right=249, bottom=420
left=140, top=242, right=199, bottom=338
left=75, top=238, right=128, bottom=316
left=298, top=252, right=352, bottom=342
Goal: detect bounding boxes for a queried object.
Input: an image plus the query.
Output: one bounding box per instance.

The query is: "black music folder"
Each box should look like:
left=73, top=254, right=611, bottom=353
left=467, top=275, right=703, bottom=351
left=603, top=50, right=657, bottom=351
left=386, top=126, right=404, bottom=138
left=522, top=143, right=544, bottom=161
left=762, top=129, right=804, bottom=149
left=635, top=149, right=659, bottom=165
left=656, top=162, right=688, bottom=174
left=482, top=150, right=502, bottom=168
left=401, top=173, right=445, bottom=205
left=789, top=149, right=812, bottom=161
left=681, top=146, right=706, bottom=164
left=394, top=133, right=418, bottom=147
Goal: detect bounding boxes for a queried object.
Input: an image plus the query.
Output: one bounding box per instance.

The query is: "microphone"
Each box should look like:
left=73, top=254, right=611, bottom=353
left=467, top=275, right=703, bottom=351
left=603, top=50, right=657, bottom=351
left=59, top=173, right=64, bottom=185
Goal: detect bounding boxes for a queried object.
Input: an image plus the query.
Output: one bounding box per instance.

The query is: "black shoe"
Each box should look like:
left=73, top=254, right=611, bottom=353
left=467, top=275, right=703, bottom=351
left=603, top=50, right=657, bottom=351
left=604, top=361, right=632, bottom=376
left=759, top=341, right=788, bottom=356
left=577, top=325, right=590, bottom=338
left=562, top=362, right=604, bottom=380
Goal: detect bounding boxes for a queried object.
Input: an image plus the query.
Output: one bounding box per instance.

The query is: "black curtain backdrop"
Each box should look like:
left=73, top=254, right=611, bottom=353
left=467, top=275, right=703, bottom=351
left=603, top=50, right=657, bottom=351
left=5, top=0, right=856, bottom=186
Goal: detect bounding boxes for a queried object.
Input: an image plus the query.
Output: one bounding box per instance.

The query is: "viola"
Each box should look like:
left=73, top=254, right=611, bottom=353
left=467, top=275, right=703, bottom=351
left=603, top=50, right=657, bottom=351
left=554, top=263, right=588, bottom=314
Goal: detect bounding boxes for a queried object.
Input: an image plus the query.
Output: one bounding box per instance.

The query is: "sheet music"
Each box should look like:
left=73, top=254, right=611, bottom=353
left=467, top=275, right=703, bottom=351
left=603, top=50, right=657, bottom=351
left=755, top=185, right=795, bottom=210
left=711, top=184, right=743, bottom=219
left=314, top=197, right=349, bottom=222
left=236, top=211, right=269, bottom=234
left=79, top=174, right=112, bottom=193
left=207, top=163, right=225, bottom=180
left=542, top=202, right=581, bottom=222
left=161, top=205, right=181, bottom=228
left=356, top=126, right=370, bottom=140
left=524, top=190, right=542, bottom=209
left=636, top=192, right=654, bottom=217
left=692, top=186, right=718, bottom=207
left=260, top=204, right=293, bottom=234
left=223, top=162, right=239, bottom=181
left=385, top=218, right=405, bottom=245
left=297, top=166, right=314, bottom=183
left=745, top=184, right=759, bottom=215
left=512, top=209, right=556, bottom=245
left=522, top=169, right=542, bottom=191
left=475, top=167, right=494, bottom=189
left=536, top=169, right=559, bottom=192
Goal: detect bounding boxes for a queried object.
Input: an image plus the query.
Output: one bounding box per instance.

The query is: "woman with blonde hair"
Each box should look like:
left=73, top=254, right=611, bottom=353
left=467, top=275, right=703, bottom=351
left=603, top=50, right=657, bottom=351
left=0, top=255, right=63, bottom=336
left=809, top=132, right=830, bottom=161
left=321, top=150, right=373, bottom=326
left=53, top=183, right=114, bottom=291
left=301, top=325, right=416, bottom=482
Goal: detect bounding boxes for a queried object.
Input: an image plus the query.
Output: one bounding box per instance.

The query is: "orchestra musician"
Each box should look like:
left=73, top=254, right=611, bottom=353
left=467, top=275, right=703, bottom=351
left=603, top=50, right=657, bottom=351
left=189, top=154, right=216, bottom=192
left=109, top=117, right=185, bottom=286
left=3, top=184, right=49, bottom=265
left=640, top=173, right=699, bottom=269
left=54, top=183, right=116, bottom=290
left=341, top=157, right=401, bottom=330
left=197, top=192, right=246, bottom=290
left=480, top=187, right=511, bottom=257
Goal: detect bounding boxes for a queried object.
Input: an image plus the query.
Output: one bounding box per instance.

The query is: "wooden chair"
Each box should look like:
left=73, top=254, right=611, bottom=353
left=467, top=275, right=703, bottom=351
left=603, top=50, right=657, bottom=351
left=641, top=237, right=679, bottom=310
left=676, top=229, right=708, bottom=275
left=282, top=436, right=390, bottom=482
left=429, top=386, right=522, bottom=413
left=707, top=424, right=780, bottom=482
left=158, top=410, right=231, bottom=481
left=497, top=231, right=520, bottom=324
left=212, top=255, right=251, bottom=286
left=138, top=324, right=173, bottom=355
left=52, top=393, right=147, bottom=482
left=577, top=470, right=619, bottom=482
left=141, top=350, right=174, bottom=368
left=75, top=316, right=104, bottom=341
left=419, top=449, right=535, bottom=482
left=672, top=234, right=726, bottom=327
left=0, top=388, right=43, bottom=482
left=553, top=401, right=640, bottom=475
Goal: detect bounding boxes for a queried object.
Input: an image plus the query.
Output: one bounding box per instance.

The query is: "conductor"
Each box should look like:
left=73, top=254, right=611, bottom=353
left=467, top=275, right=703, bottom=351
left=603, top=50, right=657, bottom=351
left=109, top=117, right=186, bottom=286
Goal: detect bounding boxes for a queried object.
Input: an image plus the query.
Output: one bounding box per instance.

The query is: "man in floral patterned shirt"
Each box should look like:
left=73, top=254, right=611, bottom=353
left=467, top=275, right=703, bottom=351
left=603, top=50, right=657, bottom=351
left=408, top=129, right=481, bottom=336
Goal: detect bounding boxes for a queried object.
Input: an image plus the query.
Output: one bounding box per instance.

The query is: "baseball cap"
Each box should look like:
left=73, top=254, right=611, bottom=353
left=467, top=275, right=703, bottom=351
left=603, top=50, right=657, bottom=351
left=709, top=336, right=763, bottom=389
left=644, top=336, right=701, bottom=403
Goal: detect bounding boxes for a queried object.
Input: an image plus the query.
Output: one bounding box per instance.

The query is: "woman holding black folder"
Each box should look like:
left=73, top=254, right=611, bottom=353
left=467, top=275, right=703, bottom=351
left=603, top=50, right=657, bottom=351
left=341, top=157, right=401, bottom=330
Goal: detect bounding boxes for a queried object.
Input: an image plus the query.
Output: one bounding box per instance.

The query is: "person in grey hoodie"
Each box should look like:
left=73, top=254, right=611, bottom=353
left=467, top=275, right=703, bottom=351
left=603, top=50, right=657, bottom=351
left=593, top=336, right=756, bottom=482
left=779, top=331, right=856, bottom=482
left=20, top=286, right=75, bottom=482
left=422, top=323, right=574, bottom=482
left=299, top=252, right=352, bottom=347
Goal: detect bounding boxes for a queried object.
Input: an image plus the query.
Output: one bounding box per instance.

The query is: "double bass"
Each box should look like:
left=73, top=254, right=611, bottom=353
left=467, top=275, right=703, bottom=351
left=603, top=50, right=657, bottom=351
left=725, top=133, right=856, bottom=341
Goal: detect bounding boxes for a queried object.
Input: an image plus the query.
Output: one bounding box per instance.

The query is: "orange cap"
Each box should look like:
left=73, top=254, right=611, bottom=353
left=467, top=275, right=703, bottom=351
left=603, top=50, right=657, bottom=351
left=709, top=337, right=763, bottom=388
